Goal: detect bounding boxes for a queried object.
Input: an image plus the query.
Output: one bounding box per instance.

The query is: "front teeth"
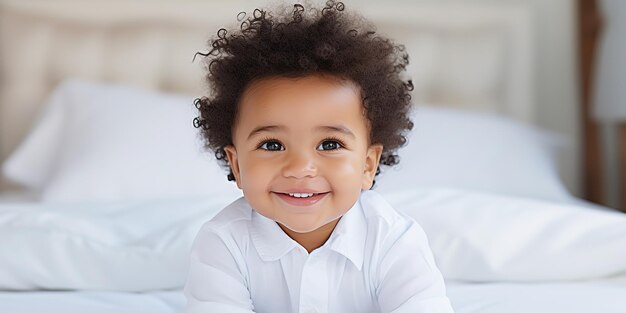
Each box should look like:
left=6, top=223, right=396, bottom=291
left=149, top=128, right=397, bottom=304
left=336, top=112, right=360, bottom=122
left=288, top=193, right=315, bottom=198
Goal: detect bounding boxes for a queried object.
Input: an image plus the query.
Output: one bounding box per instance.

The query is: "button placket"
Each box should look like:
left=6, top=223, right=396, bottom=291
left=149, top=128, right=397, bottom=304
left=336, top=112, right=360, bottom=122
left=299, top=251, right=328, bottom=313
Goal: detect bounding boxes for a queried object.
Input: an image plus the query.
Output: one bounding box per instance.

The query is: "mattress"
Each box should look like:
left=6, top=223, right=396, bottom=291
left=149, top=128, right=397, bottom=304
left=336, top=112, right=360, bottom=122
left=2, top=280, right=626, bottom=313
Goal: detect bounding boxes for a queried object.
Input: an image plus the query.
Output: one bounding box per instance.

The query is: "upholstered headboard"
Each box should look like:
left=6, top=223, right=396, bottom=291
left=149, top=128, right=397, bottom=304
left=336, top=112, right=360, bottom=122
left=0, top=0, right=536, bottom=191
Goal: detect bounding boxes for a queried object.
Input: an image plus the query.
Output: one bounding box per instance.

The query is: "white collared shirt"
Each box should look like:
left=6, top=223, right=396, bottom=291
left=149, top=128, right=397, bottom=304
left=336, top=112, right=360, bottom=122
left=184, top=190, right=454, bottom=313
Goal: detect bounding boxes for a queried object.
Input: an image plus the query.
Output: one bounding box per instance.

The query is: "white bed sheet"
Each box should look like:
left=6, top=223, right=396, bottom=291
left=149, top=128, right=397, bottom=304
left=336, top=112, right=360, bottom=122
left=446, top=278, right=626, bottom=313
left=0, top=289, right=182, bottom=313
left=2, top=279, right=626, bottom=313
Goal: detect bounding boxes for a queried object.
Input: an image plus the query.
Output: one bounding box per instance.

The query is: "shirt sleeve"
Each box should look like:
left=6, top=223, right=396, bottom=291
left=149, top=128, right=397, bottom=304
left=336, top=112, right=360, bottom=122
left=184, top=225, right=256, bottom=313
left=375, top=218, right=455, bottom=313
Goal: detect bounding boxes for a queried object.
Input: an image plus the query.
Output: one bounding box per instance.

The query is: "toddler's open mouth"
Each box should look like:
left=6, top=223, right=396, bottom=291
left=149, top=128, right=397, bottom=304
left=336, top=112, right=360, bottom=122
left=273, top=191, right=330, bottom=206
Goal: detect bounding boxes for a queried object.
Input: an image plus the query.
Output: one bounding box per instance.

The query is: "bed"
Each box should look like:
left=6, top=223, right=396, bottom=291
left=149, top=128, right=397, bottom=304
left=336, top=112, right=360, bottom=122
left=1, top=0, right=624, bottom=312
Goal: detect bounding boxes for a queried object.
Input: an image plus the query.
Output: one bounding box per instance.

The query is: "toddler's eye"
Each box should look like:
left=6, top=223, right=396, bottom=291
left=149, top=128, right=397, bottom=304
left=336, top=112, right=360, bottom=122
left=317, top=140, right=342, bottom=151
left=259, top=141, right=284, bottom=151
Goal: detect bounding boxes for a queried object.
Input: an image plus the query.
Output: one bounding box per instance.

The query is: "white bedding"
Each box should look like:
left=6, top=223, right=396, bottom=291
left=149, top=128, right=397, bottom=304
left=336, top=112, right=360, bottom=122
left=2, top=280, right=626, bottom=313
left=0, top=194, right=237, bottom=291
left=0, top=290, right=183, bottom=313
left=1, top=188, right=626, bottom=313
left=446, top=279, right=626, bottom=313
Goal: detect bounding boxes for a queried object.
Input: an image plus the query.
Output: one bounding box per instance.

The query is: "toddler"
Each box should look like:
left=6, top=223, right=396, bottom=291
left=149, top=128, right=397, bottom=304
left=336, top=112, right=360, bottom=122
left=185, top=1, right=454, bottom=312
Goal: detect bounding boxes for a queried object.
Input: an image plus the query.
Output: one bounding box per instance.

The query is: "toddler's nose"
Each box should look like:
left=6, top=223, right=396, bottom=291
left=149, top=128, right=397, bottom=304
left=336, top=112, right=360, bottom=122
left=281, top=150, right=318, bottom=179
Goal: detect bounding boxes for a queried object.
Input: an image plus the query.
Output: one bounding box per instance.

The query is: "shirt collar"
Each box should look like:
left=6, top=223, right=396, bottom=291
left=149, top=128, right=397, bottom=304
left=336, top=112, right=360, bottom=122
left=249, top=194, right=367, bottom=271
left=250, top=209, right=299, bottom=261
left=326, top=198, right=367, bottom=271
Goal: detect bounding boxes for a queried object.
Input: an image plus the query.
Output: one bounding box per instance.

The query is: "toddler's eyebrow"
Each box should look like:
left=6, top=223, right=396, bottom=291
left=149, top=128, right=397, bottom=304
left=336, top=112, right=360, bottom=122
left=316, top=125, right=356, bottom=139
left=247, top=125, right=282, bottom=140
left=247, top=125, right=355, bottom=139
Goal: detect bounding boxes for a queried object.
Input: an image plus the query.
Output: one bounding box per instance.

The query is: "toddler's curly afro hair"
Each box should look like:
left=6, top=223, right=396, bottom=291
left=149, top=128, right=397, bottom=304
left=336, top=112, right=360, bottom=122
left=193, top=0, right=414, bottom=186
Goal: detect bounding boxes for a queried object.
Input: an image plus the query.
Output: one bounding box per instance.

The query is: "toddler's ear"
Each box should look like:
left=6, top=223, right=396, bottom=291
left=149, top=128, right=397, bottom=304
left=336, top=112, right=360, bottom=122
left=224, top=145, right=242, bottom=189
left=361, top=144, right=383, bottom=190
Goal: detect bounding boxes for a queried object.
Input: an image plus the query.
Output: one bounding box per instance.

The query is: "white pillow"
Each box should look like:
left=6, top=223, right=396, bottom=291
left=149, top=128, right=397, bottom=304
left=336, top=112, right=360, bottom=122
left=2, top=84, right=68, bottom=190
left=382, top=188, right=626, bottom=282
left=3, top=80, right=242, bottom=202
left=374, top=106, right=572, bottom=202
left=0, top=194, right=232, bottom=291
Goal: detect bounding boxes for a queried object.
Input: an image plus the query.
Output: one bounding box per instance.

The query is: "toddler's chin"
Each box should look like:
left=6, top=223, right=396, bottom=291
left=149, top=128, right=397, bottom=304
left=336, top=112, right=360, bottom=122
left=278, top=221, right=322, bottom=234
left=284, top=216, right=344, bottom=233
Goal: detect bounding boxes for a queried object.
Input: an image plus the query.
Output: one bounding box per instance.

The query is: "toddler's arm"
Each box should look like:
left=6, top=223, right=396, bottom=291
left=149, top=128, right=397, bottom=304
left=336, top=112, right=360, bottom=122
left=375, top=218, right=455, bottom=313
left=184, top=225, right=255, bottom=313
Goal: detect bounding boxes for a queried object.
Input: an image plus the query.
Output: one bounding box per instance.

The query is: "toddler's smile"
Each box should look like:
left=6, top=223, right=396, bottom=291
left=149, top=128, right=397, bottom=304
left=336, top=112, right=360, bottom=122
left=273, top=191, right=330, bottom=206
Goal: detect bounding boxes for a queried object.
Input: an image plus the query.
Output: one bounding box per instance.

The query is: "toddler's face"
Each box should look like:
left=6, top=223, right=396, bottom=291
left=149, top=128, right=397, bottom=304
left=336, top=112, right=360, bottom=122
left=224, top=75, right=382, bottom=234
